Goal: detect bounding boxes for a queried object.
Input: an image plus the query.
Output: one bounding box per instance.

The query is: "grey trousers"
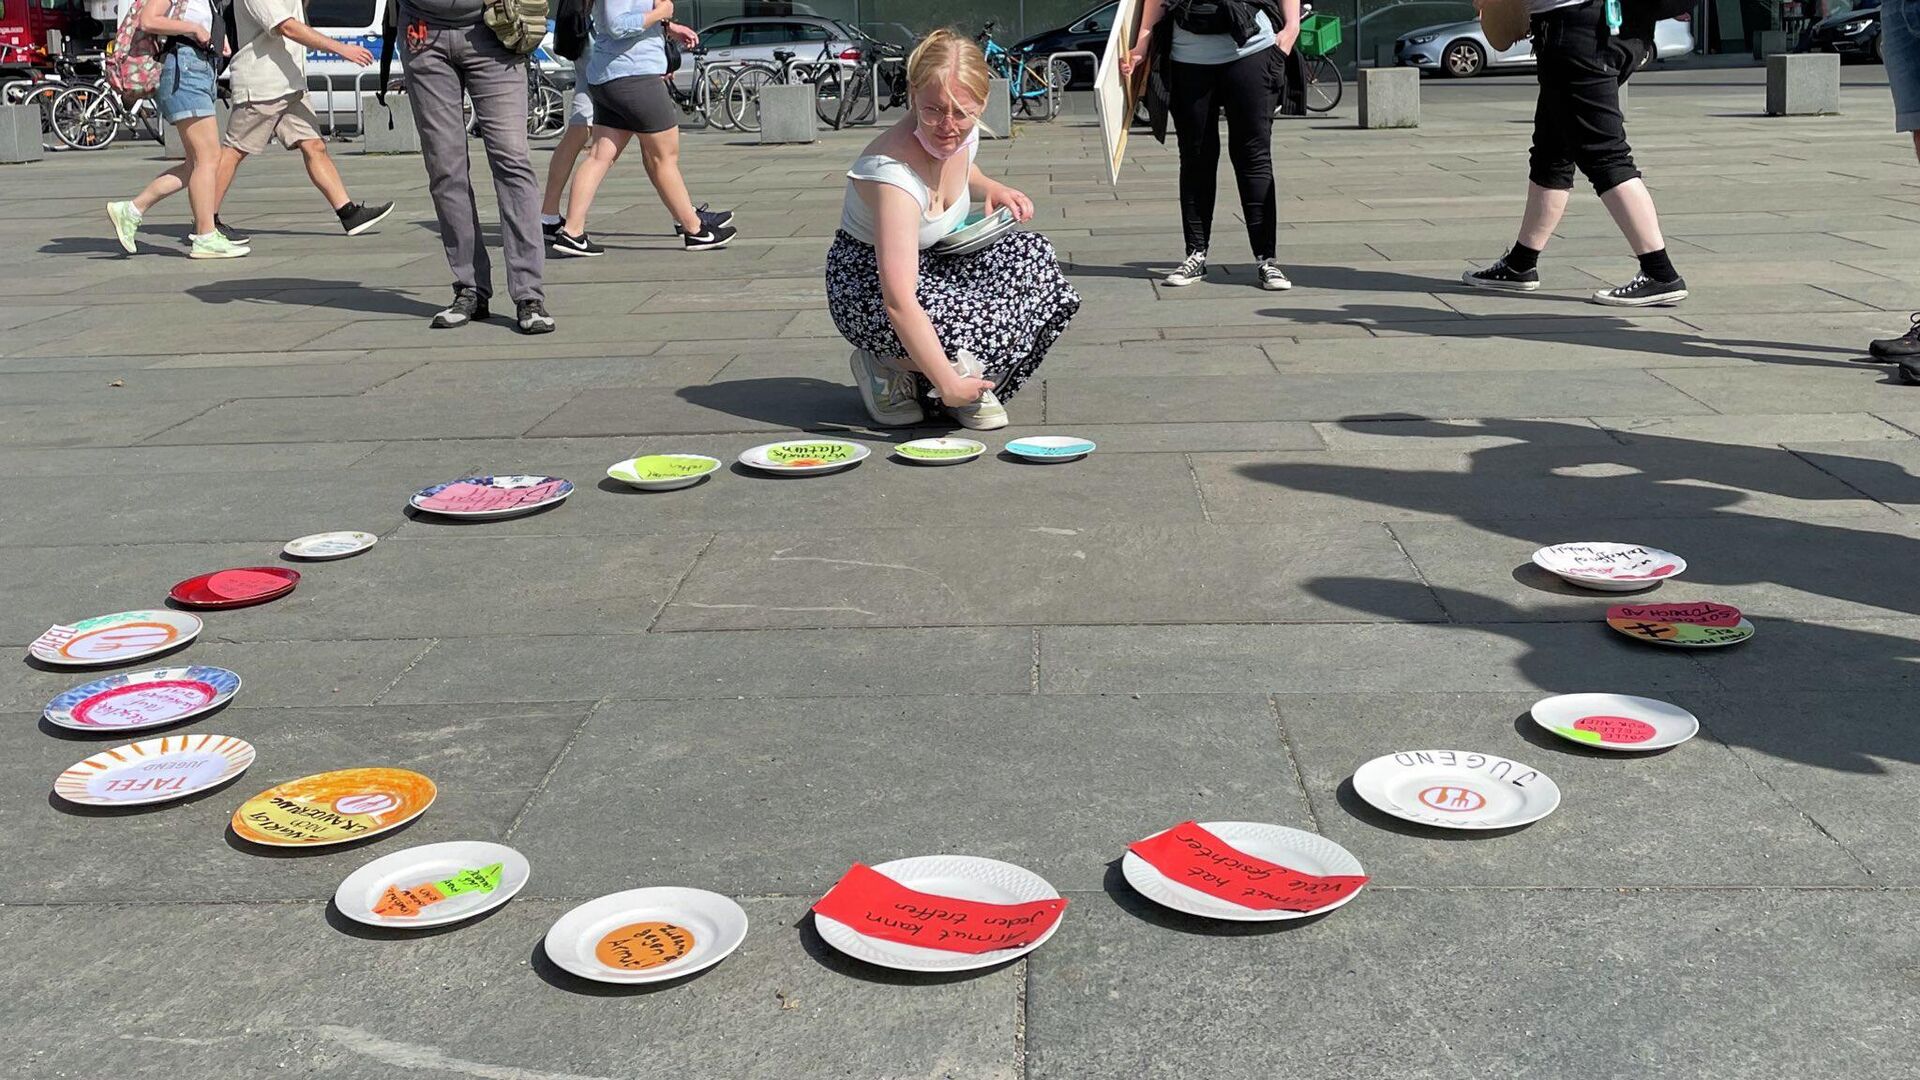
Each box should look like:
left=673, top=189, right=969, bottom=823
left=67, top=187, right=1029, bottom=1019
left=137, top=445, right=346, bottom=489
left=401, top=23, right=545, bottom=304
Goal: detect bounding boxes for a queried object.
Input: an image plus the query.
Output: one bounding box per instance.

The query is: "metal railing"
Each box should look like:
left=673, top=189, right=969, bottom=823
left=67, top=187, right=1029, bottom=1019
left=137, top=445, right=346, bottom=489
left=1044, top=50, right=1099, bottom=123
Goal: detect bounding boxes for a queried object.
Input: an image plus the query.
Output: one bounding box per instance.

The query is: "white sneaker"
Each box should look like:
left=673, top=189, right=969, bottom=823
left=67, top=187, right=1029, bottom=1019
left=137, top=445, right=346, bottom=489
left=941, top=349, right=1009, bottom=430
left=1163, top=251, right=1207, bottom=287
left=849, top=348, right=924, bottom=426
left=1257, top=259, right=1292, bottom=291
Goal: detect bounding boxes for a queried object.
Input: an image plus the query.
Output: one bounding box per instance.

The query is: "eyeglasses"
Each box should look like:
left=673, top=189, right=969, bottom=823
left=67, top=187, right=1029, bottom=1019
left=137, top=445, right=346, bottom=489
left=916, top=104, right=982, bottom=129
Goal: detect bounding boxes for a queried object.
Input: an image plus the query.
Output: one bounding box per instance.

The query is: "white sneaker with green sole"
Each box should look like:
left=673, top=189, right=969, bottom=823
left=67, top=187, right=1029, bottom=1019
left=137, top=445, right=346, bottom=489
left=189, top=232, right=250, bottom=260
left=850, top=349, right=924, bottom=426
left=106, top=201, right=141, bottom=254
left=941, top=349, right=1009, bottom=430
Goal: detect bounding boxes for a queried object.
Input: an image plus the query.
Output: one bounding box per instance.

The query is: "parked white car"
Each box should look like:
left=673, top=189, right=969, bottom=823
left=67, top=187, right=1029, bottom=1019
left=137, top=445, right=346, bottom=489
left=1394, top=14, right=1694, bottom=76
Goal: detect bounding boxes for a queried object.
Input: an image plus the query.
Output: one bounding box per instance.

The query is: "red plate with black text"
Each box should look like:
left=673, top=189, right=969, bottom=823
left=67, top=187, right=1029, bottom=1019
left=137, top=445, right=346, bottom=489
left=168, top=567, right=301, bottom=610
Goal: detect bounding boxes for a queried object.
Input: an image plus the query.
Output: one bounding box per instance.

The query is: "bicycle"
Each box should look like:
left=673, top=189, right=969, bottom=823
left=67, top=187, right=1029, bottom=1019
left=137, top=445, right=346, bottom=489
left=976, top=21, right=1068, bottom=121
left=460, top=58, right=568, bottom=138
left=812, top=26, right=906, bottom=130
left=663, top=44, right=739, bottom=130
left=50, top=77, right=163, bottom=150
left=721, top=42, right=838, bottom=134
left=1294, top=4, right=1342, bottom=113
left=4, top=51, right=103, bottom=143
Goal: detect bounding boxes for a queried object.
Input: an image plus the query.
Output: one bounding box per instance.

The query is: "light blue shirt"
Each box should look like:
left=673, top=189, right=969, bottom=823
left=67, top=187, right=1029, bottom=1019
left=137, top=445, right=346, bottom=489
left=585, top=0, right=667, bottom=86
left=1171, top=10, right=1276, bottom=64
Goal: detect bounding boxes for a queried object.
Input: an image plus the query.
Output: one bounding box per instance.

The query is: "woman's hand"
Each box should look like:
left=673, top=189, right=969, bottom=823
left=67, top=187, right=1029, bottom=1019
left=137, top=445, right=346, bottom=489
left=1120, top=44, right=1148, bottom=76
left=649, top=0, right=674, bottom=26
left=1276, top=23, right=1300, bottom=55
left=667, top=21, right=699, bottom=46
left=984, top=183, right=1034, bottom=223
left=936, top=374, right=998, bottom=405
left=192, top=24, right=213, bottom=46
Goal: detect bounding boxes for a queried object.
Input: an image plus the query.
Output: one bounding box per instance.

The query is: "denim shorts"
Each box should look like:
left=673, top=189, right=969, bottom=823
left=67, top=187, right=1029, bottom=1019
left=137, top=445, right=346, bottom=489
left=1888, top=0, right=1920, bottom=132
left=156, top=45, right=218, bottom=124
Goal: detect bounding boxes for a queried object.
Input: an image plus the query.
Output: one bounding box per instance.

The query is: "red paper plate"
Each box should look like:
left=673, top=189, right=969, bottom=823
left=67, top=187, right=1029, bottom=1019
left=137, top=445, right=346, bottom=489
left=169, top=567, right=301, bottom=609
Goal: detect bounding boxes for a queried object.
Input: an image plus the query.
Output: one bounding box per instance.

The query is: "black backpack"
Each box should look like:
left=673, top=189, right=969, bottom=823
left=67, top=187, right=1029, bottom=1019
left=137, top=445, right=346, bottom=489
left=553, top=0, right=589, bottom=61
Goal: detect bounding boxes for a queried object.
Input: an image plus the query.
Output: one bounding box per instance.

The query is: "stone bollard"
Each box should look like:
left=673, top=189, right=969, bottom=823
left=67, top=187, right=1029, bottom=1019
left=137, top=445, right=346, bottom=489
left=0, top=103, right=42, bottom=163
left=163, top=100, right=230, bottom=159
left=983, top=78, right=1011, bottom=138
left=359, top=93, right=421, bottom=153
left=1359, top=67, right=1418, bottom=128
left=1766, top=53, right=1839, bottom=116
left=756, top=83, right=816, bottom=144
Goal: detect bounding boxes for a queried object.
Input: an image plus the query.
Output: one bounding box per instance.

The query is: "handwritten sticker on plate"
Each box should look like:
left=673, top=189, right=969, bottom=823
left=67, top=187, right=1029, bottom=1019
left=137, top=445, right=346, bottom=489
left=767, top=443, right=857, bottom=466
left=372, top=862, right=504, bottom=917
left=811, top=863, right=1067, bottom=954
left=1567, top=715, right=1658, bottom=744
left=596, top=921, right=696, bottom=970
left=72, top=680, right=217, bottom=727
left=1128, top=822, right=1368, bottom=912
left=418, top=480, right=566, bottom=512
left=1607, top=602, right=1741, bottom=627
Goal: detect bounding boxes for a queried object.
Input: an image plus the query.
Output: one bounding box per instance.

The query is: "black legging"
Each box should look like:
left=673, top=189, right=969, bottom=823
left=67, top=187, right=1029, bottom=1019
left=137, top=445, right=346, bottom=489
left=1170, top=48, right=1280, bottom=259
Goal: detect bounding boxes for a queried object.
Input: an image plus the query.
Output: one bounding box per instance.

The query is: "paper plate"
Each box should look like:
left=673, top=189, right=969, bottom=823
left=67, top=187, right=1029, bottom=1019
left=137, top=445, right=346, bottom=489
left=931, top=207, right=1016, bottom=256
left=410, top=475, right=573, bottom=519
left=1121, top=821, right=1366, bottom=922
left=607, top=454, right=723, bottom=491
left=544, top=887, right=748, bottom=984
left=894, top=437, right=986, bottom=465
left=1005, top=436, right=1096, bottom=462
left=231, top=767, right=436, bottom=848
left=28, top=610, right=203, bottom=668
left=44, top=665, right=242, bottom=732
left=1531, top=542, right=1686, bottom=591
left=737, top=440, right=871, bottom=475
left=1530, top=693, right=1699, bottom=752
left=53, top=733, right=255, bottom=808
left=1352, top=750, right=1560, bottom=831
left=1606, top=601, right=1754, bottom=648
left=334, top=841, right=532, bottom=929
left=814, top=855, right=1064, bottom=972
left=169, top=566, right=301, bottom=609
left=284, top=531, right=377, bottom=561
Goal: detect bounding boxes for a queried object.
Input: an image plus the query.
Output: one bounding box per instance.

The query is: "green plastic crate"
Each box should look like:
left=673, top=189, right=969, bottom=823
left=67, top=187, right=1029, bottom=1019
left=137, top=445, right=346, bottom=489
left=1299, top=13, right=1341, bottom=56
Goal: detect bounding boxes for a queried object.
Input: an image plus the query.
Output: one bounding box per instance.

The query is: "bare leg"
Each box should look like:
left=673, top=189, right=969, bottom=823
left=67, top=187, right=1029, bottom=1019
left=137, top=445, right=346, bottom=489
left=177, top=116, right=221, bottom=235
left=1598, top=177, right=1665, bottom=256
left=1516, top=182, right=1570, bottom=251
left=635, top=125, right=700, bottom=233
left=541, top=123, right=593, bottom=216
left=562, top=126, right=632, bottom=235
left=213, top=145, right=248, bottom=210
left=132, top=163, right=190, bottom=214
left=1910, top=131, right=1920, bottom=164
left=297, top=140, right=351, bottom=210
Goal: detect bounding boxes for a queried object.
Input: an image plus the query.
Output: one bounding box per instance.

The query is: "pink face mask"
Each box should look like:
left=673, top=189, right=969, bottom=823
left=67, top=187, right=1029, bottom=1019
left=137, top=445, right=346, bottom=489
left=913, top=124, right=963, bottom=160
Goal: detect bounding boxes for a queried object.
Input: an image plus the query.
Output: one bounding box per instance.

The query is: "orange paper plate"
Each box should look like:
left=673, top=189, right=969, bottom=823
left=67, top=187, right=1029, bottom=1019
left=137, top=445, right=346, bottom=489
left=231, top=767, right=436, bottom=847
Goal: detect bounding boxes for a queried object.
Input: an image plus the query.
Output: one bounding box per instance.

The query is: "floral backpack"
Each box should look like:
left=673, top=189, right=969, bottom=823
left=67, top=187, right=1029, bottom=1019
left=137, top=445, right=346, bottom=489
left=105, top=0, right=180, bottom=101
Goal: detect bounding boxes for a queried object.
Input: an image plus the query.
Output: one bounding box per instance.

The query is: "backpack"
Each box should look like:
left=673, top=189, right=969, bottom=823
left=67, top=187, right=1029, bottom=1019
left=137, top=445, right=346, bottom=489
left=106, top=0, right=181, bottom=101
left=552, top=0, right=588, bottom=61
left=483, top=0, right=549, bottom=54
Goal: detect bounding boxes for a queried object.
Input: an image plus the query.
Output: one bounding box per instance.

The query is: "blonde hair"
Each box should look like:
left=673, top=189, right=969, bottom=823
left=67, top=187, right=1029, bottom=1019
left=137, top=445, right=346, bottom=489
left=907, top=28, right=992, bottom=109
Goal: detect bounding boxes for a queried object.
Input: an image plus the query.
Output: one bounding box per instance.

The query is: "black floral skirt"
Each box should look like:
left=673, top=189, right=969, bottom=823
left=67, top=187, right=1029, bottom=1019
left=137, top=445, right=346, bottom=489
left=824, top=229, right=1081, bottom=401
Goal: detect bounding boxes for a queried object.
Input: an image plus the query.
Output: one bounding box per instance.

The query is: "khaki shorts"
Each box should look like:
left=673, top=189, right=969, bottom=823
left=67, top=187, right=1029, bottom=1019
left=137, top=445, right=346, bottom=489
left=224, top=93, right=325, bottom=153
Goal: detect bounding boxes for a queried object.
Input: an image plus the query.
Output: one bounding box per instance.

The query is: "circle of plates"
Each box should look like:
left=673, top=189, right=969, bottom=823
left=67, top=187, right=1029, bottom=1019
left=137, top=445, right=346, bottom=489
left=231, top=767, right=437, bottom=848
left=28, top=609, right=203, bottom=668
left=169, top=566, right=301, bottom=609
left=1530, top=692, right=1700, bottom=752
left=1121, top=821, right=1366, bottom=922
left=334, top=841, right=532, bottom=930
left=53, top=733, right=255, bottom=808
left=894, top=437, right=986, bottom=465
left=931, top=208, right=1016, bottom=256
left=544, top=887, right=749, bottom=984
left=44, top=664, right=241, bottom=732
left=737, top=439, right=871, bottom=475
left=284, top=530, right=378, bottom=561
left=1606, top=601, right=1755, bottom=648
left=606, top=454, right=722, bottom=491
left=1352, top=750, right=1561, bottom=831
left=1531, top=542, right=1686, bottom=592
left=409, top=475, right=574, bottom=520
left=1005, top=436, right=1096, bottom=462
left=814, top=854, right=1064, bottom=973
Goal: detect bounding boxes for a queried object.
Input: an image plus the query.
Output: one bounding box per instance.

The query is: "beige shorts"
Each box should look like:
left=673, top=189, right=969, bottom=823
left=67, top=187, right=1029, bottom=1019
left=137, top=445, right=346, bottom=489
left=224, top=94, right=325, bottom=153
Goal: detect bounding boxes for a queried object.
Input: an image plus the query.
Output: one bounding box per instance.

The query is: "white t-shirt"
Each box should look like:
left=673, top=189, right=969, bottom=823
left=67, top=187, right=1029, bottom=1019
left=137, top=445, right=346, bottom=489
left=229, top=0, right=307, bottom=102
left=839, top=130, right=981, bottom=249
left=173, top=0, right=215, bottom=34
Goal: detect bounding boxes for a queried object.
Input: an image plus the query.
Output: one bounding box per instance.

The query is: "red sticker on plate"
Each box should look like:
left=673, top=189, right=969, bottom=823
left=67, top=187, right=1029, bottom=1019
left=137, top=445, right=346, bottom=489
left=1128, top=821, right=1367, bottom=911
left=1606, top=602, right=1741, bottom=627
left=1574, top=715, right=1658, bottom=744
left=72, top=680, right=217, bottom=727
left=812, top=863, right=1067, bottom=954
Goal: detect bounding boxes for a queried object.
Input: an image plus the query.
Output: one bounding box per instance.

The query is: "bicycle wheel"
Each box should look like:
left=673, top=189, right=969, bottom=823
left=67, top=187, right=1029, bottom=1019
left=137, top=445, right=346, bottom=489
left=19, top=83, right=61, bottom=135
left=1303, top=55, right=1342, bottom=113
left=811, top=64, right=847, bottom=128
left=699, top=66, right=735, bottom=130
left=839, top=69, right=876, bottom=126
left=1, top=78, right=34, bottom=104
left=724, top=64, right=777, bottom=133
left=528, top=82, right=566, bottom=137
left=1047, top=57, right=1073, bottom=92
left=462, top=92, right=476, bottom=135
left=52, top=85, right=117, bottom=150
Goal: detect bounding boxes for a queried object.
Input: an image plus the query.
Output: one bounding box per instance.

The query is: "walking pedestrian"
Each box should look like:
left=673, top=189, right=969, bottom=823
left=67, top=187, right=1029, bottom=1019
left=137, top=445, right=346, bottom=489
left=1459, top=0, right=1687, bottom=306
left=538, top=79, right=730, bottom=248
left=1875, top=0, right=1920, bottom=366
left=388, top=0, right=554, bottom=332
left=826, top=28, right=1081, bottom=430
left=212, top=0, right=395, bottom=243
left=1123, top=0, right=1299, bottom=291
left=104, top=0, right=249, bottom=259
left=548, top=0, right=735, bottom=257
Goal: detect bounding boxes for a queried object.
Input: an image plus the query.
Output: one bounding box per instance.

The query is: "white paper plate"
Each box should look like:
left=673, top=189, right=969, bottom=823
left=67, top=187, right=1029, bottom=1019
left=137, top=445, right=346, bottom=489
left=1532, top=542, right=1686, bottom=591
left=409, top=475, right=574, bottom=520
left=1005, top=436, right=1096, bottom=462
left=43, top=665, right=241, bottom=732
left=737, top=440, right=871, bottom=475
left=544, top=887, right=748, bottom=984
left=931, top=208, right=1016, bottom=255
left=813, top=855, right=1064, bottom=972
left=53, top=733, right=255, bottom=807
left=28, top=610, right=203, bottom=668
left=1530, top=693, right=1699, bottom=751
left=1121, top=821, right=1366, bottom=922
left=284, top=531, right=378, bottom=560
left=606, top=454, right=722, bottom=491
left=1353, top=750, right=1561, bottom=830
left=334, top=841, right=532, bottom=929
left=894, top=437, right=986, bottom=465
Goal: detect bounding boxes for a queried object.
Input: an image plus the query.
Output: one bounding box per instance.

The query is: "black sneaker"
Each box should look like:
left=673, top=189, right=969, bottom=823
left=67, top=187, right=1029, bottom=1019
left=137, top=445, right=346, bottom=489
left=337, top=200, right=394, bottom=236
left=431, top=288, right=489, bottom=329
left=1869, top=313, right=1920, bottom=361
left=550, top=229, right=603, bottom=257
left=675, top=203, right=734, bottom=235
left=1461, top=258, right=1540, bottom=292
left=683, top=222, right=735, bottom=251
left=214, top=216, right=250, bottom=244
left=1593, top=274, right=1688, bottom=307
left=516, top=299, right=556, bottom=335
left=542, top=218, right=563, bottom=241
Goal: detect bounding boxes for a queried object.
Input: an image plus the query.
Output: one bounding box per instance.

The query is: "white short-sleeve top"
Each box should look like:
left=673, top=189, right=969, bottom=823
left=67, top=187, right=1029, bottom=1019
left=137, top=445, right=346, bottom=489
left=838, top=129, right=981, bottom=249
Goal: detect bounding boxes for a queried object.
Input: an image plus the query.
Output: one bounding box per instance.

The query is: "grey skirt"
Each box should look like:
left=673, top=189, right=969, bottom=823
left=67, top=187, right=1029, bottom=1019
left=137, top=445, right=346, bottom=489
left=586, top=74, right=678, bottom=134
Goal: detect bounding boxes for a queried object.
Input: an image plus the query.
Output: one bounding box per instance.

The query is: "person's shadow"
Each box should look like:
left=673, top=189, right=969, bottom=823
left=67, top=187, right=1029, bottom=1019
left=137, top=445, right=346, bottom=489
left=678, top=377, right=907, bottom=431
left=184, top=278, right=442, bottom=317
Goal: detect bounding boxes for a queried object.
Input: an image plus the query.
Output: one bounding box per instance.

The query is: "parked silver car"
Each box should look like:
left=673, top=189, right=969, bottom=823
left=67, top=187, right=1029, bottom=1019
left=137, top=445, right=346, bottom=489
left=679, top=14, right=864, bottom=92
left=1395, top=15, right=1694, bottom=76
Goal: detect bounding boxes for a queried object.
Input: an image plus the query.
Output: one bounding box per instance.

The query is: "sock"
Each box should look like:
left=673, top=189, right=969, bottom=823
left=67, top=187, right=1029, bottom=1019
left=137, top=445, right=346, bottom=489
left=125, top=204, right=144, bottom=222
left=1503, top=242, right=1541, bottom=273
left=541, top=213, right=562, bottom=225
left=1637, top=248, right=1678, bottom=282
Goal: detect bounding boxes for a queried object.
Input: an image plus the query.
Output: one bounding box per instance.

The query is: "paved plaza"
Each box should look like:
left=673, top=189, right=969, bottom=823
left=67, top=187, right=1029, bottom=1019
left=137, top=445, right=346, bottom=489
left=4, top=65, right=1920, bottom=1078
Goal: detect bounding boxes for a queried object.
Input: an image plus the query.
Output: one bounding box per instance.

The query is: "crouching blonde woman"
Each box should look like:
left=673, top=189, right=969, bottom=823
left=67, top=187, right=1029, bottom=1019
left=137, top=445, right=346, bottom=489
left=826, top=28, right=1081, bottom=429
